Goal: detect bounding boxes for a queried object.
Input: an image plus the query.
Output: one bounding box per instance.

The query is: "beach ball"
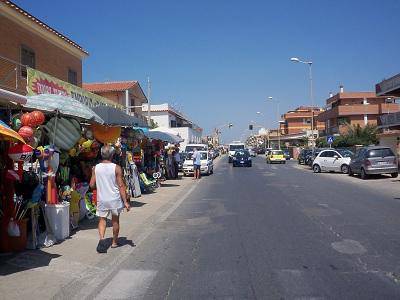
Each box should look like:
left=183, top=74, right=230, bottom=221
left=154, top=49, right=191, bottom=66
left=18, top=126, right=34, bottom=139
left=21, top=112, right=35, bottom=127
left=31, top=110, right=45, bottom=126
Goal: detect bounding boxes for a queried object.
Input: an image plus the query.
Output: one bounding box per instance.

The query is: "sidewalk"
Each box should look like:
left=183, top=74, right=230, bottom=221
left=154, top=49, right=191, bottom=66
left=0, top=172, right=202, bottom=299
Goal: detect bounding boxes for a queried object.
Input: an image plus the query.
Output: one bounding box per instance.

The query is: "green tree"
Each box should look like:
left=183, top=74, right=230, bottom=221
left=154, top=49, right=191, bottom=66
left=149, top=119, right=158, bottom=129
left=320, top=123, right=378, bottom=148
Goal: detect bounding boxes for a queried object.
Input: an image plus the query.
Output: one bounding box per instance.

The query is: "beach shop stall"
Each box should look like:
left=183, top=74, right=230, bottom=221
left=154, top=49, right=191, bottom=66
left=0, top=93, right=107, bottom=252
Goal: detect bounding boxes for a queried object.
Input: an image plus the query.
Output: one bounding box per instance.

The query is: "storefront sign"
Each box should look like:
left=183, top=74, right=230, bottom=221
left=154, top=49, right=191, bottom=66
left=26, top=68, right=123, bottom=109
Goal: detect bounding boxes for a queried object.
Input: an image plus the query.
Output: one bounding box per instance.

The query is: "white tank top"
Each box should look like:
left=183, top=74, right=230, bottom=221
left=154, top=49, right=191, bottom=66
left=95, top=163, right=123, bottom=210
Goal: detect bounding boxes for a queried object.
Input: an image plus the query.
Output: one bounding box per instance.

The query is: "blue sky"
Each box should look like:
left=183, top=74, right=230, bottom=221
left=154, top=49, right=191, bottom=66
left=14, top=0, right=400, bottom=143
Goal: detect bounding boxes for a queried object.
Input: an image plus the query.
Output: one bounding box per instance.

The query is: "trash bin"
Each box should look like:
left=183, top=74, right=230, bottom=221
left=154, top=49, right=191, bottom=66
left=45, top=202, right=70, bottom=241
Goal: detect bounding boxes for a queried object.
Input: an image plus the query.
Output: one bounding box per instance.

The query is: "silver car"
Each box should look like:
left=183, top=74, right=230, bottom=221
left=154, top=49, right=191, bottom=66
left=349, top=146, right=398, bottom=179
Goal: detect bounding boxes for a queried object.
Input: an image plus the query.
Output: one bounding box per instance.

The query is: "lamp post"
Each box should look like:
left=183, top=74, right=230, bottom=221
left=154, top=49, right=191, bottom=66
left=267, top=96, right=281, bottom=150
left=290, top=57, right=315, bottom=148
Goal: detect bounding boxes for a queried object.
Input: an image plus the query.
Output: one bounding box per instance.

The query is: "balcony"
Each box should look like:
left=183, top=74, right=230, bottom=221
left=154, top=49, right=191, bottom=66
left=0, top=55, right=26, bottom=95
left=319, top=103, right=400, bottom=121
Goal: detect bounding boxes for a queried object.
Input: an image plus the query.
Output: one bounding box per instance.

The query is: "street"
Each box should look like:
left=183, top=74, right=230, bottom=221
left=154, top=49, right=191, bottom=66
left=56, top=156, right=400, bottom=299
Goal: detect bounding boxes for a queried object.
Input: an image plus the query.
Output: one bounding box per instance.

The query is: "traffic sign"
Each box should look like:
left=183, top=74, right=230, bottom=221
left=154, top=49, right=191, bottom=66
left=326, top=135, right=334, bottom=144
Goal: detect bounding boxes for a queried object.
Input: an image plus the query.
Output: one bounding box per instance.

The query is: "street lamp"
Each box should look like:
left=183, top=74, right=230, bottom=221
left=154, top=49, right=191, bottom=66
left=267, top=96, right=281, bottom=150
left=290, top=56, right=315, bottom=148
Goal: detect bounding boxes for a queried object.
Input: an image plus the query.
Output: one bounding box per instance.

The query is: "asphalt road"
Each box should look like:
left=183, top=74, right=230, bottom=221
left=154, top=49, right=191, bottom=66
left=83, top=156, right=400, bottom=299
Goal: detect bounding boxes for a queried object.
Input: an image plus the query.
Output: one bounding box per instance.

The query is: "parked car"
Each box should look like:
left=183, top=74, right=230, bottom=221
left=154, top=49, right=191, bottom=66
left=312, top=149, right=352, bottom=174
left=266, top=150, right=286, bottom=164
left=183, top=151, right=214, bottom=176
left=298, top=149, right=312, bottom=164
left=232, top=149, right=252, bottom=167
left=349, top=146, right=398, bottom=179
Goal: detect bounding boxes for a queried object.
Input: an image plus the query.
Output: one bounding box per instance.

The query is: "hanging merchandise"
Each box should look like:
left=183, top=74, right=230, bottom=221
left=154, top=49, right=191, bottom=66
left=43, top=117, right=81, bottom=150
left=31, top=110, right=45, bottom=126
left=20, top=112, right=36, bottom=127
left=18, top=126, right=34, bottom=140
left=91, top=124, right=121, bottom=143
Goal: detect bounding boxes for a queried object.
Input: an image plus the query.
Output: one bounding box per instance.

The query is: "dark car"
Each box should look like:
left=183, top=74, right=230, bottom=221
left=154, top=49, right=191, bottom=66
left=349, top=146, right=398, bottom=179
left=256, top=148, right=266, bottom=155
left=298, top=149, right=312, bottom=164
left=232, top=150, right=252, bottom=167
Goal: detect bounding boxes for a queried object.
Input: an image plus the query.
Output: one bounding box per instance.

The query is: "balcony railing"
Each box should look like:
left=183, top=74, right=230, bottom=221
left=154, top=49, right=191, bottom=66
left=0, top=54, right=27, bottom=95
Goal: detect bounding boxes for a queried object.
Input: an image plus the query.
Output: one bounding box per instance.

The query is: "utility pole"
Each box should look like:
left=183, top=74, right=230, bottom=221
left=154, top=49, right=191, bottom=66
left=147, top=76, right=151, bottom=127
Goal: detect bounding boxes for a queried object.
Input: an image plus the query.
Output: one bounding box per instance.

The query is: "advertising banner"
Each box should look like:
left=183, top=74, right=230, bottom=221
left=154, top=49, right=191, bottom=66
left=26, top=67, right=123, bottom=108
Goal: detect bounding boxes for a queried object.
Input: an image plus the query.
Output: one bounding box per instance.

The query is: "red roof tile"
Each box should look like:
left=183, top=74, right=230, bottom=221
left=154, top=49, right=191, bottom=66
left=83, top=81, right=139, bottom=93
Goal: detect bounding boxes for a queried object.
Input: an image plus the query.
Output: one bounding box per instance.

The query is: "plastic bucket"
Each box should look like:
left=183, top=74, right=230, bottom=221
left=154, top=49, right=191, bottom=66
left=45, top=203, right=70, bottom=241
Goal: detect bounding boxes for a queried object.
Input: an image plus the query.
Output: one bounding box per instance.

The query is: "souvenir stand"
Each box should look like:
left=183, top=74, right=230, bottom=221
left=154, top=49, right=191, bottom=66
left=0, top=93, right=106, bottom=252
left=0, top=89, right=32, bottom=252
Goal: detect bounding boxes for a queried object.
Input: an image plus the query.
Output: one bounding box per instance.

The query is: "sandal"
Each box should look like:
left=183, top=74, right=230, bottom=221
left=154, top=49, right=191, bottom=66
left=96, top=239, right=107, bottom=253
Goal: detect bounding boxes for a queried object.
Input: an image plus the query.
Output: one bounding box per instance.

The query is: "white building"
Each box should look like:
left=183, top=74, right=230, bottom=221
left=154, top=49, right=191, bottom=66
left=142, top=103, right=203, bottom=149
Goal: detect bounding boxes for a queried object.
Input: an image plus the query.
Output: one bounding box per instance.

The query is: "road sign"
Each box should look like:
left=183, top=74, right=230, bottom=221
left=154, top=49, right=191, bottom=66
left=326, top=135, right=334, bottom=144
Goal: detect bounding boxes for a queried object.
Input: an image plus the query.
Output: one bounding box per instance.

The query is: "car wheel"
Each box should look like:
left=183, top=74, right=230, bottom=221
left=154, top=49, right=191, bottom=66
left=391, top=172, right=398, bottom=178
left=283, top=161, right=286, bottom=164
left=313, top=164, right=321, bottom=173
left=360, top=168, right=368, bottom=180
left=341, top=164, right=349, bottom=174
left=348, top=167, right=354, bottom=176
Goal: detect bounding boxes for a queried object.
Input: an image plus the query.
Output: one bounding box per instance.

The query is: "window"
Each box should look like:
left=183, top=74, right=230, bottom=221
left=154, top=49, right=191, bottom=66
left=68, top=69, right=78, bottom=85
left=20, top=45, right=35, bottom=78
left=303, top=118, right=311, bottom=124
left=170, top=120, right=177, bottom=127
left=320, top=151, right=336, bottom=158
left=367, top=148, right=395, bottom=158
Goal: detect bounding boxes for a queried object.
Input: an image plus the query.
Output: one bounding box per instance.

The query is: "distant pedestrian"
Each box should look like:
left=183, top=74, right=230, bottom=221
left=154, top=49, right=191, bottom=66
left=192, top=148, right=201, bottom=179
left=90, top=145, right=131, bottom=253
left=174, top=149, right=180, bottom=179
left=166, top=148, right=175, bottom=179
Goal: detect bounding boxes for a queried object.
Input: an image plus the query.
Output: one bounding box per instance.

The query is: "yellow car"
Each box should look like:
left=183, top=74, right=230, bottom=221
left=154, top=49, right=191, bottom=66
left=266, top=150, right=286, bottom=164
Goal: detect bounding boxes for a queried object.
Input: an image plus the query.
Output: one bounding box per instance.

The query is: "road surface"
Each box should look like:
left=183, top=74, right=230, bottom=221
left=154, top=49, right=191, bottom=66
left=66, top=156, right=400, bottom=299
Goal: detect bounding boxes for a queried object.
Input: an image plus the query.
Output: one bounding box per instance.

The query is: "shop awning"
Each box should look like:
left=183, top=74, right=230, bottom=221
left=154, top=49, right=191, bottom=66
left=0, top=120, right=26, bottom=143
left=146, top=130, right=184, bottom=143
left=25, top=94, right=104, bottom=124
left=91, top=106, right=147, bottom=127
left=0, top=88, right=27, bottom=106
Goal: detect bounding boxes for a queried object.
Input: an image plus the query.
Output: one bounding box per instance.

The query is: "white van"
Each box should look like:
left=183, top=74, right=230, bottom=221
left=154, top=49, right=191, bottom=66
left=183, top=151, right=214, bottom=176
left=228, top=141, right=245, bottom=163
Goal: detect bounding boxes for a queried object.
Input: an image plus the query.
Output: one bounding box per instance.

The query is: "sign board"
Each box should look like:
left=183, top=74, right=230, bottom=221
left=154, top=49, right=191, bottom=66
left=326, top=135, right=334, bottom=144
left=26, top=67, right=123, bottom=109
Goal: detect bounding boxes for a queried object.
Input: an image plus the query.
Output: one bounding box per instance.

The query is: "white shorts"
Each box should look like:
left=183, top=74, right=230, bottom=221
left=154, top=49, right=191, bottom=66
left=96, top=208, right=123, bottom=218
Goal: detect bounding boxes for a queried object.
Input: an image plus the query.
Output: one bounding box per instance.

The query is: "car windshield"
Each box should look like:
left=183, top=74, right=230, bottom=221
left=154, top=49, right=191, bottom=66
left=200, top=153, right=208, bottom=160
left=272, top=150, right=283, bottom=155
left=186, top=146, right=207, bottom=152
left=367, top=148, right=395, bottom=158
left=235, top=150, right=249, bottom=157
left=337, top=149, right=354, bottom=158
left=230, top=145, right=245, bottom=151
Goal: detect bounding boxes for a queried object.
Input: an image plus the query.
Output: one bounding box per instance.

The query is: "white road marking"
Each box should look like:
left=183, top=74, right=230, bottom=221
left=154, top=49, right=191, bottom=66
left=95, top=270, right=157, bottom=300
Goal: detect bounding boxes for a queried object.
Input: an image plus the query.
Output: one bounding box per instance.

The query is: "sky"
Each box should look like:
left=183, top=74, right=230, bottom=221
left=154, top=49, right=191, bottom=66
left=14, top=0, right=400, bottom=143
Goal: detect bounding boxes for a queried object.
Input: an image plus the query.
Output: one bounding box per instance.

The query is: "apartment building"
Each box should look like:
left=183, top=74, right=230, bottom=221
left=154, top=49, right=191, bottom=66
left=0, top=0, right=88, bottom=94
left=318, top=86, right=400, bottom=135
left=83, top=81, right=148, bottom=121
left=280, top=106, right=324, bottom=135
left=142, top=103, right=203, bottom=149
